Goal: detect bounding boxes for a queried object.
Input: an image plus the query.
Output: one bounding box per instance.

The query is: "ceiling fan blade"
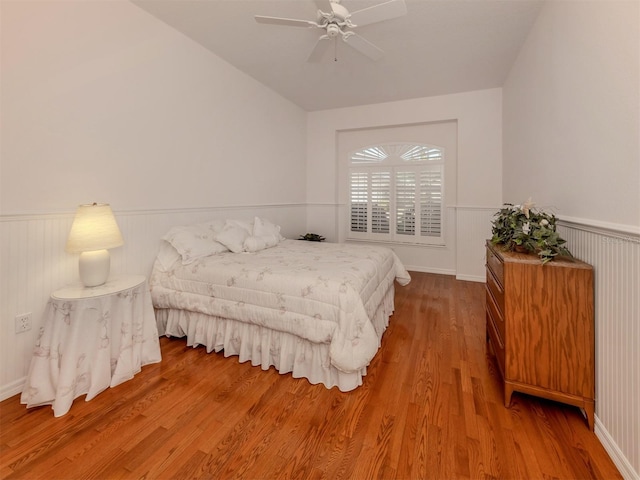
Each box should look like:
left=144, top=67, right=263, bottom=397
left=343, top=33, right=384, bottom=61
left=349, top=0, right=407, bottom=27
left=313, top=0, right=332, bottom=11
left=255, top=15, right=318, bottom=28
left=308, top=36, right=332, bottom=62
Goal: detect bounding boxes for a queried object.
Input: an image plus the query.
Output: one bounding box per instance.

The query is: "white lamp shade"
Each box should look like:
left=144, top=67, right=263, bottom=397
left=66, top=203, right=124, bottom=253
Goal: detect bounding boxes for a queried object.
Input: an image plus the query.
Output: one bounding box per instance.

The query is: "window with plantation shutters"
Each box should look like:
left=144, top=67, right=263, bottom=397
left=348, top=143, right=444, bottom=245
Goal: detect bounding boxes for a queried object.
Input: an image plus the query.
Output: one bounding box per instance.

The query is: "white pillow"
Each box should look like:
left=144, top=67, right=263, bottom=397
left=244, top=234, right=279, bottom=253
left=198, top=218, right=226, bottom=235
left=226, top=218, right=253, bottom=235
left=214, top=223, right=251, bottom=253
left=162, top=224, right=229, bottom=265
left=155, top=240, right=181, bottom=271
left=253, top=217, right=284, bottom=241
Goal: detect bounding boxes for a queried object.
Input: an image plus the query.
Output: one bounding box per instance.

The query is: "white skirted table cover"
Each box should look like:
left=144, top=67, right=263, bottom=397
left=20, top=275, right=162, bottom=417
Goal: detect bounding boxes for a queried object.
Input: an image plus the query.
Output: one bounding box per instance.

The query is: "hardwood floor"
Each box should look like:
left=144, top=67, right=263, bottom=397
left=0, top=272, right=621, bottom=479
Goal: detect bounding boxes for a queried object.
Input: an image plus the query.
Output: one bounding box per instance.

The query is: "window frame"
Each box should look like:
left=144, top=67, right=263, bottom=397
left=347, top=142, right=445, bottom=246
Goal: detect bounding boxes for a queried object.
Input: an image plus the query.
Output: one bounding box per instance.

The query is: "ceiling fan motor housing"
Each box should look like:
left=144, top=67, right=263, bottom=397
left=326, top=23, right=341, bottom=37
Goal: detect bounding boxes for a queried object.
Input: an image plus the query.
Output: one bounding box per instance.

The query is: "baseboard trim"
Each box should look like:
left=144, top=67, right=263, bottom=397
left=1, top=377, right=25, bottom=402
left=595, top=416, right=640, bottom=480
left=404, top=266, right=456, bottom=276
left=455, top=273, right=485, bottom=283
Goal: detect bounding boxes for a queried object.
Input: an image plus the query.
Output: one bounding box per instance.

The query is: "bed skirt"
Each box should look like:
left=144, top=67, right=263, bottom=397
left=155, top=284, right=396, bottom=392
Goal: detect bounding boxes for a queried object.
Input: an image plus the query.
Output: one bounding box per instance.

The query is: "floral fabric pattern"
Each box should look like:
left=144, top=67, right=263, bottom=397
left=20, top=280, right=162, bottom=417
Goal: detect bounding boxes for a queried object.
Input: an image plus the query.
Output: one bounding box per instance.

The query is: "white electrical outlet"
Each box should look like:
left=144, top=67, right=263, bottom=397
left=15, top=312, right=32, bottom=333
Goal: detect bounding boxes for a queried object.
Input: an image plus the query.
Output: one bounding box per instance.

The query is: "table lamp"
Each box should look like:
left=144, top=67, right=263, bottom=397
left=65, top=203, right=124, bottom=287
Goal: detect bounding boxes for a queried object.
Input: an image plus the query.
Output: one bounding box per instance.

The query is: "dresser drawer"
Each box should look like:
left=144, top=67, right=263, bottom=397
left=486, top=267, right=505, bottom=315
left=487, top=307, right=505, bottom=377
left=486, top=284, right=505, bottom=341
left=486, top=245, right=504, bottom=287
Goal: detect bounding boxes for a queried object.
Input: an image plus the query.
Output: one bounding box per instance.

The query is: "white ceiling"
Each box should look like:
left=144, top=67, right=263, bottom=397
left=132, top=0, right=544, bottom=111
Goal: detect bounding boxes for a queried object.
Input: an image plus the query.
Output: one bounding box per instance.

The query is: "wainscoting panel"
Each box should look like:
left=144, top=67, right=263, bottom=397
left=0, top=205, right=306, bottom=400
left=559, top=221, right=640, bottom=480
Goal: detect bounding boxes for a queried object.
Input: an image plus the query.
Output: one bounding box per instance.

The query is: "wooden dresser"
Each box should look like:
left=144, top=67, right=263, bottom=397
left=485, top=241, right=595, bottom=430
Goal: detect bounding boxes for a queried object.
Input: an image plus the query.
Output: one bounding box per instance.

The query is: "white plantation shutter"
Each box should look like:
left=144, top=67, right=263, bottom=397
left=371, top=171, right=390, bottom=233
left=348, top=143, right=444, bottom=245
left=350, top=172, right=368, bottom=233
left=351, top=146, right=388, bottom=164
left=396, top=171, right=416, bottom=235
left=420, top=166, right=443, bottom=237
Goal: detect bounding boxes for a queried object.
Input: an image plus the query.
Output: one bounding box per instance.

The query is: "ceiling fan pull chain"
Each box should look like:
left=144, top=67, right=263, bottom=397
left=334, top=38, right=338, bottom=62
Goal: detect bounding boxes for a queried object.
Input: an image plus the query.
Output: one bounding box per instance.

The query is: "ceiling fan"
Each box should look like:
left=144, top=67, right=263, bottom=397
left=254, top=0, right=407, bottom=62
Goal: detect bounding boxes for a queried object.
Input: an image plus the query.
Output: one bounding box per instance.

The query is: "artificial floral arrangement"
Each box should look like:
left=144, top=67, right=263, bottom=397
left=490, top=199, right=572, bottom=264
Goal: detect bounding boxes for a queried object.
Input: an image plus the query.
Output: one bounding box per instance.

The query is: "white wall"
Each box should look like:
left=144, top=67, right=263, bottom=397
left=502, top=0, right=640, bottom=229
left=1, top=1, right=307, bottom=214
left=0, top=1, right=307, bottom=397
left=306, top=89, right=502, bottom=279
left=502, top=1, right=640, bottom=478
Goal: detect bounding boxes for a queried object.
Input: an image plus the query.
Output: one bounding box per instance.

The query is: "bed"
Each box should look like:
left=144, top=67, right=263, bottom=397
left=150, top=217, right=411, bottom=391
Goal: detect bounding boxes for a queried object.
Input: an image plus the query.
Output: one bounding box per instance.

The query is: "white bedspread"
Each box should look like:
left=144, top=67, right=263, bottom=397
left=151, top=240, right=410, bottom=373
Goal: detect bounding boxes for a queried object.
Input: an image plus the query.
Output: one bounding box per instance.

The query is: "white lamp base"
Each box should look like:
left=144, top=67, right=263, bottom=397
left=79, top=249, right=111, bottom=287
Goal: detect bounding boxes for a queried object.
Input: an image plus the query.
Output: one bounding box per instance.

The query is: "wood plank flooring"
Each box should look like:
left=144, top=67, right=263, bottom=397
left=0, top=272, right=621, bottom=479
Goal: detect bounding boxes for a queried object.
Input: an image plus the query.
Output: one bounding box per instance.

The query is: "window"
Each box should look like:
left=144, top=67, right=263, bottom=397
left=348, top=143, right=444, bottom=245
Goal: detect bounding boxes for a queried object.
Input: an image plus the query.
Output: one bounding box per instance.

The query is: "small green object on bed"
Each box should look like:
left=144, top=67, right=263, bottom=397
left=298, top=233, right=325, bottom=242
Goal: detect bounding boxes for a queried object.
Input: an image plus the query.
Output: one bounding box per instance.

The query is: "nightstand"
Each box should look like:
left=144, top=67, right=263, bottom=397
left=20, top=275, right=162, bottom=417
